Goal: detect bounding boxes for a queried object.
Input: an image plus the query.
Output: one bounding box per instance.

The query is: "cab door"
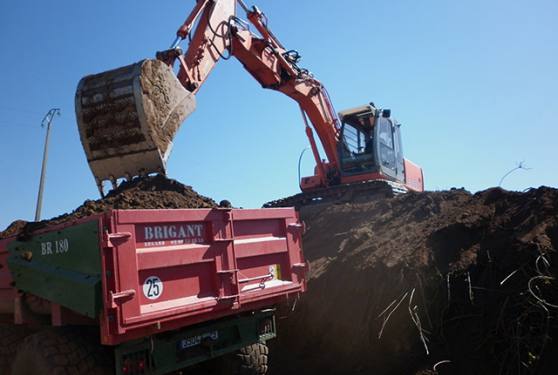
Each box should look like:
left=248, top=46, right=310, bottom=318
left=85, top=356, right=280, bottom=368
left=375, top=117, right=403, bottom=181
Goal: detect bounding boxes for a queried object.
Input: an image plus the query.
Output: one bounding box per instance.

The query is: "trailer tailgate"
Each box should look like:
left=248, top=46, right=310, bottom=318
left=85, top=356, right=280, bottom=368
left=101, top=208, right=306, bottom=345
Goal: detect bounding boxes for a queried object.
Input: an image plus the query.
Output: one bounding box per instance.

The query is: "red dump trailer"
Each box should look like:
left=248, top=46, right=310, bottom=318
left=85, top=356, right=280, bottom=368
left=0, top=207, right=306, bottom=375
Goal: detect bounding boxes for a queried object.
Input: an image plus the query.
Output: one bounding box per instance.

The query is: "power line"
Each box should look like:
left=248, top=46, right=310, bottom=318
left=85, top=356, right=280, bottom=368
left=0, top=106, right=46, bottom=116
left=498, top=161, right=532, bottom=187
left=0, top=121, right=41, bottom=127
left=0, top=116, right=68, bottom=127
left=0, top=112, right=41, bottom=120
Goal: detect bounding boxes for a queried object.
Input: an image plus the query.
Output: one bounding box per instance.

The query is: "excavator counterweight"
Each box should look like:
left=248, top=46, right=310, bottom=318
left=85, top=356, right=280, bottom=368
left=75, top=59, right=196, bottom=194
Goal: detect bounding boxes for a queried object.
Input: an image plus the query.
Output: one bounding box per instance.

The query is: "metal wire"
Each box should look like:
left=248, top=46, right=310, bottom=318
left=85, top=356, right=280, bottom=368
left=298, top=147, right=310, bottom=190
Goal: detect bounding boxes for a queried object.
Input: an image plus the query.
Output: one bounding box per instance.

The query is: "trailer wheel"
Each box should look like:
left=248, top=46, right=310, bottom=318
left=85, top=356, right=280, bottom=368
left=233, top=342, right=269, bottom=375
left=11, top=327, right=112, bottom=375
left=0, top=325, right=32, bottom=374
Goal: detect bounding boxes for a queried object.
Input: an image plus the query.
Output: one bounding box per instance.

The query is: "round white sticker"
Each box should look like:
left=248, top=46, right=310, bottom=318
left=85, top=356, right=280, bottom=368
left=143, top=276, right=163, bottom=300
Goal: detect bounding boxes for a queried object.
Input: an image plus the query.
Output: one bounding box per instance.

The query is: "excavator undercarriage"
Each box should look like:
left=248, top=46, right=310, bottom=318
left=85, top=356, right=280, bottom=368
left=264, top=179, right=408, bottom=208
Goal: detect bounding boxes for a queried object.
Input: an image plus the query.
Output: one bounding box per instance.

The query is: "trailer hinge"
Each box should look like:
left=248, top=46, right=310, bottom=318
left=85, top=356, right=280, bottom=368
left=288, top=222, right=305, bottom=234
left=216, top=294, right=240, bottom=302
left=110, top=289, right=136, bottom=308
left=213, top=238, right=234, bottom=243
left=292, top=262, right=308, bottom=272
left=217, top=269, right=239, bottom=277
left=216, top=269, right=241, bottom=304
left=103, top=232, right=132, bottom=248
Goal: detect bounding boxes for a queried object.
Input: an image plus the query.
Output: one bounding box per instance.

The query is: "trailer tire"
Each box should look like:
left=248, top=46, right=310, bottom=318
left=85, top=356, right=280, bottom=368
left=0, top=325, right=32, bottom=374
left=235, top=342, right=269, bottom=374
left=205, top=342, right=269, bottom=375
left=10, top=327, right=113, bottom=375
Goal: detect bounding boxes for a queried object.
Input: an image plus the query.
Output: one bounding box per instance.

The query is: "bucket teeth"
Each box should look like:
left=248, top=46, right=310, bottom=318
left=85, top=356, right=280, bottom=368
left=75, top=59, right=196, bottom=195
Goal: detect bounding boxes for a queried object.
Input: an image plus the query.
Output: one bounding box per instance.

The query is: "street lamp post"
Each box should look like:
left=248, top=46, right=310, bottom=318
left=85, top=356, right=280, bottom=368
left=35, top=108, right=61, bottom=222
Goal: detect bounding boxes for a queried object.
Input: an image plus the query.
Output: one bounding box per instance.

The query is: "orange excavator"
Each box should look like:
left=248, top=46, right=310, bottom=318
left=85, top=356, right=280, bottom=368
left=75, top=0, right=424, bottom=206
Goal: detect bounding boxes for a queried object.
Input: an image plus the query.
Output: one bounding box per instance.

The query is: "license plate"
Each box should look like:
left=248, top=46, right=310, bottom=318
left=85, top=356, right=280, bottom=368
left=178, top=331, right=219, bottom=350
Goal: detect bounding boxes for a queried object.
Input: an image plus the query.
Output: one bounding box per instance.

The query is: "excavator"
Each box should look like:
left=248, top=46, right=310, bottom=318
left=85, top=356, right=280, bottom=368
left=75, top=0, right=424, bottom=207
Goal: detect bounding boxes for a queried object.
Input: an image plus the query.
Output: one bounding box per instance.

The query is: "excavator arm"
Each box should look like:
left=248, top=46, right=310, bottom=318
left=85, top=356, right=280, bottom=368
left=166, top=0, right=342, bottom=184
left=76, top=0, right=343, bottom=194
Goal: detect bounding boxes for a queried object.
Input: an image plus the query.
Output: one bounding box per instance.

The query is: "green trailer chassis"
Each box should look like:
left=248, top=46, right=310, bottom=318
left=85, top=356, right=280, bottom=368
left=115, top=309, right=276, bottom=375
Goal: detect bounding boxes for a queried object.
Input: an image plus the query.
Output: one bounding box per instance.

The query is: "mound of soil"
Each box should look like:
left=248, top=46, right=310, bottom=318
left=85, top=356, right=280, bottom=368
left=271, top=187, right=558, bottom=375
left=0, top=175, right=217, bottom=239
left=3, top=177, right=557, bottom=374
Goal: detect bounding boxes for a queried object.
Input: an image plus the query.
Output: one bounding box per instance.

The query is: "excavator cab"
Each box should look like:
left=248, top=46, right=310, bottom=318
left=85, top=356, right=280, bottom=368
left=338, top=104, right=405, bottom=183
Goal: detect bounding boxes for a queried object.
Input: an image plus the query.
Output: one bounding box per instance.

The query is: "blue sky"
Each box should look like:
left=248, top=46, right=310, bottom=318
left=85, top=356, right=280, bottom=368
left=0, top=0, right=557, bottom=229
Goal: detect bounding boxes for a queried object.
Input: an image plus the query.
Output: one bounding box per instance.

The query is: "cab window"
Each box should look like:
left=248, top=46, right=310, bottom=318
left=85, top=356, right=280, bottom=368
left=340, top=123, right=374, bottom=174
left=379, top=120, right=393, bottom=148
left=378, top=119, right=396, bottom=170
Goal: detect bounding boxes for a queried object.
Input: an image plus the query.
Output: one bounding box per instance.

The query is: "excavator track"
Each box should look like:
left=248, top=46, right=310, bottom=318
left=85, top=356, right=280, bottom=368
left=263, top=179, right=408, bottom=209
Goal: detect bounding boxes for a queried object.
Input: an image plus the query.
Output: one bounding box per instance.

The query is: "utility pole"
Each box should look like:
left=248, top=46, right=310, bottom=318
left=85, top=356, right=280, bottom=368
left=35, top=108, right=61, bottom=221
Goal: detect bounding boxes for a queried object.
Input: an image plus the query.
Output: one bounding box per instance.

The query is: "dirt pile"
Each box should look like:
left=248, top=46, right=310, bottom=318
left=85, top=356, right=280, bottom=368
left=271, top=187, right=558, bottom=375
left=0, top=175, right=217, bottom=239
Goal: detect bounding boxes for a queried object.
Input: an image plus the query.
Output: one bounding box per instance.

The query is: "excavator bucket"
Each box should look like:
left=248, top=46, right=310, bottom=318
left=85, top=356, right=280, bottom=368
left=75, top=59, right=196, bottom=194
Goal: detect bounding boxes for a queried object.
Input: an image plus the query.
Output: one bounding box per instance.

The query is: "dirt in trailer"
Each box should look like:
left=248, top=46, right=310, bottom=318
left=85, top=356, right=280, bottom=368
left=0, top=175, right=217, bottom=239
left=270, top=186, right=558, bottom=375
